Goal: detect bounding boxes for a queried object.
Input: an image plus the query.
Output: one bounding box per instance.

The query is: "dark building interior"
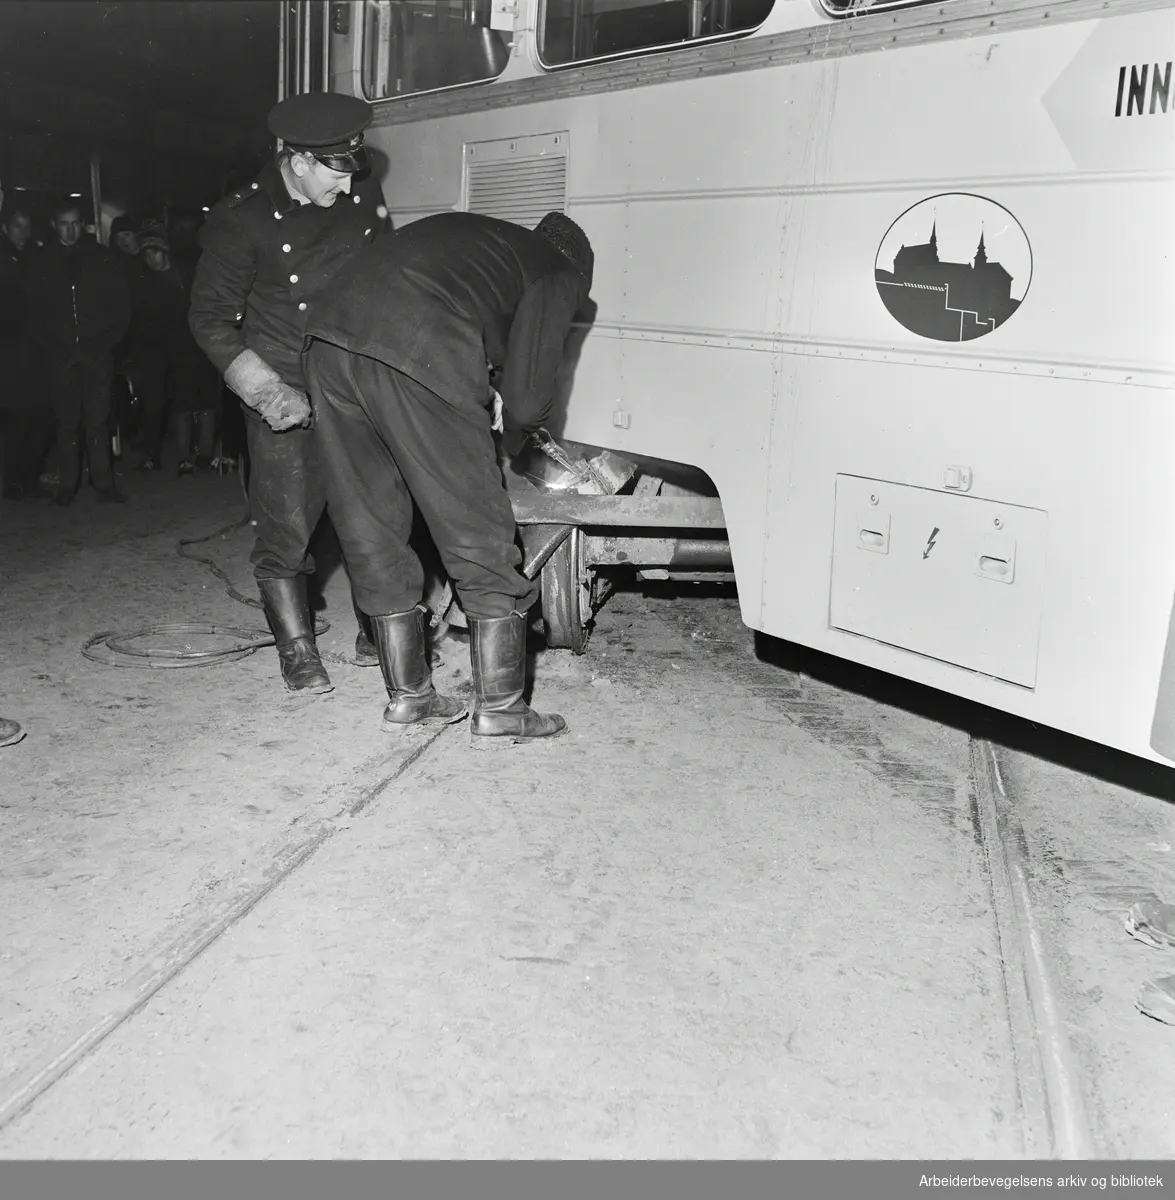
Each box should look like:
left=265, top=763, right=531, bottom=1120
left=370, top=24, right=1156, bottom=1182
left=0, top=0, right=280, bottom=233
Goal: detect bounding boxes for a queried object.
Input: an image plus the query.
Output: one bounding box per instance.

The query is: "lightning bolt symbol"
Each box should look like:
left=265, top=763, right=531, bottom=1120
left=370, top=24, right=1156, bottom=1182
left=923, top=527, right=940, bottom=559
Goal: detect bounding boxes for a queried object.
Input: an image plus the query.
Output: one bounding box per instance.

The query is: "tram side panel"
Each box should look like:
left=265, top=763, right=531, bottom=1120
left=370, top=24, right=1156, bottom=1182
left=567, top=68, right=843, bottom=620
left=765, top=9, right=1175, bottom=762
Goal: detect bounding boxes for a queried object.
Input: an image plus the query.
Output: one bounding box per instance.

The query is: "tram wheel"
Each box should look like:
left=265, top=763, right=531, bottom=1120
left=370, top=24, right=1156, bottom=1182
left=541, top=526, right=592, bottom=654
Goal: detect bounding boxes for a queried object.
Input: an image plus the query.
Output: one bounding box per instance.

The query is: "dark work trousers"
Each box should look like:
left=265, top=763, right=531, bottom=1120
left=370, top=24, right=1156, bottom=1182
left=45, top=351, right=115, bottom=493
left=130, top=349, right=169, bottom=461
left=305, top=339, right=538, bottom=620
left=243, top=405, right=326, bottom=580
left=2, top=407, right=53, bottom=493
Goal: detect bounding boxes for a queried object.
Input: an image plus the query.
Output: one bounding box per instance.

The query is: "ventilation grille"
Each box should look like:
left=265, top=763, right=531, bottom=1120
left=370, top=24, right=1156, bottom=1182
left=463, top=132, right=568, bottom=229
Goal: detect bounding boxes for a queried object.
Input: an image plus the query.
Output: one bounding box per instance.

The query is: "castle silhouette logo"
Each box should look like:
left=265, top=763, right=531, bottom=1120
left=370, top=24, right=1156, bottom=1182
left=875, top=193, right=1032, bottom=342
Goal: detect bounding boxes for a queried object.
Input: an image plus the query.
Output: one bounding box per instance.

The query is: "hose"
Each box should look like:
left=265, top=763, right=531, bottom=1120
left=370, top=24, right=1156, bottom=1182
left=82, top=506, right=335, bottom=670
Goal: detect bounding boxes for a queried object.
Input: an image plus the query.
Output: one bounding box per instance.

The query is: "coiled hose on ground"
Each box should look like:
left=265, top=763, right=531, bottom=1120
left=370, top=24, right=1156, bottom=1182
left=80, top=506, right=330, bottom=669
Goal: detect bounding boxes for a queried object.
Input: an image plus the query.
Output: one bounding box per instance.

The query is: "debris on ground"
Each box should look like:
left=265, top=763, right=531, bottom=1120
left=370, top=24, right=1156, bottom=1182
left=1125, top=900, right=1175, bottom=950
left=1136, top=976, right=1175, bottom=1025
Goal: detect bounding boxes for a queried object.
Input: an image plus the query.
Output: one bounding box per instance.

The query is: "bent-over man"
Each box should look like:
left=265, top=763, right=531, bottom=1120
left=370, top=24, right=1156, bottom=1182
left=189, top=92, right=389, bottom=694
left=303, top=210, right=593, bottom=746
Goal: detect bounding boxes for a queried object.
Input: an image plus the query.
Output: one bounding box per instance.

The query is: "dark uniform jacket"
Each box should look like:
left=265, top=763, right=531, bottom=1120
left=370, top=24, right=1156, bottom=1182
left=23, top=237, right=131, bottom=361
left=306, top=212, right=589, bottom=442
left=189, top=159, right=388, bottom=392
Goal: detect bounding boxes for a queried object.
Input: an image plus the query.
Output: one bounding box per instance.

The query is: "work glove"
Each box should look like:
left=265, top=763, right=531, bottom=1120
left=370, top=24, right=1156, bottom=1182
left=223, top=348, right=311, bottom=432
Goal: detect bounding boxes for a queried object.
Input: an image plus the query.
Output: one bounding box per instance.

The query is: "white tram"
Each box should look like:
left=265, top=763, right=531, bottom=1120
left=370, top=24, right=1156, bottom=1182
left=282, top=0, right=1175, bottom=766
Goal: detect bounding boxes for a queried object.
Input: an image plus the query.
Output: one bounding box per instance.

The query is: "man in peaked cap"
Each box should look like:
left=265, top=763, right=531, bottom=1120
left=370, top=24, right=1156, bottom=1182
left=189, top=91, right=391, bottom=695
left=268, top=92, right=371, bottom=177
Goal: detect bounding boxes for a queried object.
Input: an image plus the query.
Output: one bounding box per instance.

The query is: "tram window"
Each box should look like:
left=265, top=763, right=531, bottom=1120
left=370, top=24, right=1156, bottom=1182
left=540, top=0, right=775, bottom=67
left=361, top=0, right=513, bottom=101
left=819, top=0, right=944, bottom=13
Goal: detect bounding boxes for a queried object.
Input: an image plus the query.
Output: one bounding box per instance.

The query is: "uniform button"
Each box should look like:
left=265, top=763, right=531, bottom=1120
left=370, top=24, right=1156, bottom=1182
left=282, top=243, right=291, bottom=253
left=298, top=302, right=307, bottom=311
left=235, top=312, right=243, bottom=320
left=365, top=228, right=371, bottom=236
left=290, top=274, right=298, bottom=283
left=274, top=212, right=282, bottom=220
left=353, top=195, right=361, bottom=203
left=251, top=182, right=258, bottom=189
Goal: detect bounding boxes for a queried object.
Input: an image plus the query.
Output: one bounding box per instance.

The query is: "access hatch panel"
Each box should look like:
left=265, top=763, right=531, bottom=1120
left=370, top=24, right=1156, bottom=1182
left=829, top=475, right=1048, bottom=687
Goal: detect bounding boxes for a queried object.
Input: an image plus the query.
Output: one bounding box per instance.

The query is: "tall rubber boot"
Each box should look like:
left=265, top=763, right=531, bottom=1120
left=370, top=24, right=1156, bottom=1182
left=469, top=611, right=566, bottom=746
left=258, top=577, right=333, bottom=694
left=371, top=607, right=466, bottom=729
left=353, top=595, right=379, bottom=667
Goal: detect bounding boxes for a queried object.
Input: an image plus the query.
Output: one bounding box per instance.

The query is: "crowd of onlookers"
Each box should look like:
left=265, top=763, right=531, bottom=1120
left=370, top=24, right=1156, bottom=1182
left=0, top=185, right=238, bottom=504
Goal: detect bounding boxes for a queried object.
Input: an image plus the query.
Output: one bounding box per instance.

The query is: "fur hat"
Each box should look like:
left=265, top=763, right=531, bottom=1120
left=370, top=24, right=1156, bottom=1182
left=138, top=219, right=169, bottom=254
left=110, top=213, right=139, bottom=239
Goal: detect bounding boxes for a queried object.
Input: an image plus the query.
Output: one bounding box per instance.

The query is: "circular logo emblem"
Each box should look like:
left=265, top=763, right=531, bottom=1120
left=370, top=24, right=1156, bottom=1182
left=875, top=193, right=1031, bottom=342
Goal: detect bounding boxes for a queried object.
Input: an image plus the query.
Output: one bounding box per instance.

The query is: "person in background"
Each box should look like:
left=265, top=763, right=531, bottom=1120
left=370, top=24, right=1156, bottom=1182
left=1, top=183, right=34, bottom=743
left=109, top=213, right=142, bottom=263
left=105, top=213, right=147, bottom=467
left=189, top=92, right=390, bottom=693
left=0, top=189, right=51, bottom=500
left=2, top=203, right=33, bottom=259
left=134, top=219, right=220, bottom=473
left=303, top=210, right=594, bottom=745
left=171, top=206, right=242, bottom=475
left=24, top=196, right=131, bottom=505
left=166, top=208, right=204, bottom=272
